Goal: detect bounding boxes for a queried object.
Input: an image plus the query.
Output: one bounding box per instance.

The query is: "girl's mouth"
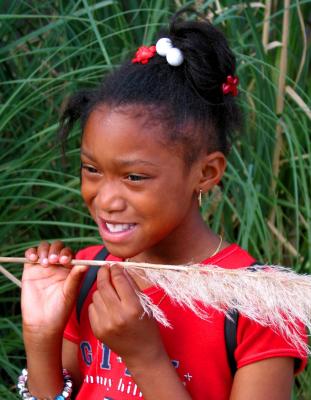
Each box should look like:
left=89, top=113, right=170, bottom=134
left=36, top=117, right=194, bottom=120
left=106, top=222, right=136, bottom=233
left=97, top=218, right=137, bottom=243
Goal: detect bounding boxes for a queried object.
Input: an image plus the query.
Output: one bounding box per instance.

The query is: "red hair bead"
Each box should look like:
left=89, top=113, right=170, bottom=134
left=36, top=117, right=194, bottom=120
left=132, top=45, right=156, bottom=64
left=222, top=75, right=239, bottom=96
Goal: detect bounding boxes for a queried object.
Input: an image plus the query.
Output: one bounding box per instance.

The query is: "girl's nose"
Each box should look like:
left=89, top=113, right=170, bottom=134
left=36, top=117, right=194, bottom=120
left=94, top=184, right=126, bottom=213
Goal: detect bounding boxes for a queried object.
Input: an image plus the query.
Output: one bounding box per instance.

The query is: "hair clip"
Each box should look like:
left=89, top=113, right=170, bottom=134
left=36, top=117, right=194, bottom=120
left=132, top=38, right=184, bottom=67
left=156, top=37, right=184, bottom=67
left=132, top=45, right=156, bottom=64
left=222, top=75, right=239, bottom=96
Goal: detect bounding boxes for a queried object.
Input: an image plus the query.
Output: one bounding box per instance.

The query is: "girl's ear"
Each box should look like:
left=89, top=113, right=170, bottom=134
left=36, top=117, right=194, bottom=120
left=197, top=151, right=226, bottom=193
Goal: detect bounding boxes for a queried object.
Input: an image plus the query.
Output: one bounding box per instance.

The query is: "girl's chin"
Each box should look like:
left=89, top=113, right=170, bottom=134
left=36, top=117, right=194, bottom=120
left=100, top=242, right=140, bottom=260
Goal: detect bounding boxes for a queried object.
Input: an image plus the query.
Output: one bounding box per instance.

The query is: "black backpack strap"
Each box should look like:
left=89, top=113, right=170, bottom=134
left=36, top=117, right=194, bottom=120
left=225, top=261, right=265, bottom=376
left=76, top=247, right=109, bottom=323
left=225, top=308, right=239, bottom=376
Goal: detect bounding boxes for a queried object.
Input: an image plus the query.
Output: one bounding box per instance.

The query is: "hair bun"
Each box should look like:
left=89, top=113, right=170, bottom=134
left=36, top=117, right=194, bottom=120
left=167, top=17, right=236, bottom=101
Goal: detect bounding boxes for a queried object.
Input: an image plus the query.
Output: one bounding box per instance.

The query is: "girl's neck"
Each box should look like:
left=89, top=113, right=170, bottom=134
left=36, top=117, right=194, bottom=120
left=128, top=207, right=228, bottom=266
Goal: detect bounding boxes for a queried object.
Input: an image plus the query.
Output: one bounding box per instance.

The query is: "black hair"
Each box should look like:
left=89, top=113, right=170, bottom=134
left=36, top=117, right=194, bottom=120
left=59, top=11, right=242, bottom=166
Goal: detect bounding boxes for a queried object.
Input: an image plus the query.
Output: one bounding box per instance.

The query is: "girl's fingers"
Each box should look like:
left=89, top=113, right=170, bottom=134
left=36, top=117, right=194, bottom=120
left=123, top=269, right=141, bottom=291
left=91, top=289, right=109, bottom=314
left=25, top=247, right=38, bottom=262
left=59, top=247, right=73, bottom=265
left=37, top=241, right=50, bottom=266
left=47, top=240, right=73, bottom=265
left=24, top=241, right=73, bottom=266
left=63, top=264, right=88, bottom=300
left=97, top=266, right=121, bottom=304
left=110, top=264, right=141, bottom=305
left=48, top=240, right=64, bottom=264
left=88, top=303, right=98, bottom=328
left=88, top=301, right=107, bottom=335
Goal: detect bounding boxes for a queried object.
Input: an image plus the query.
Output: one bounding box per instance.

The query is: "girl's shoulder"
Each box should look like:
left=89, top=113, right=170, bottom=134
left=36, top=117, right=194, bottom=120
left=203, top=243, right=257, bottom=269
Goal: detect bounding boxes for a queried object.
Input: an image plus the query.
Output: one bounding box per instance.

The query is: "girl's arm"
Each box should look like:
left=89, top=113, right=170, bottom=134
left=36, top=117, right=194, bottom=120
left=22, top=242, right=87, bottom=398
left=63, top=341, right=191, bottom=400
left=89, top=264, right=192, bottom=400
left=24, top=336, right=84, bottom=399
left=124, top=353, right=192, bottom=399
left=23, top=329, right=64, bottom=396
left=230, top=357, right=294, bottom=400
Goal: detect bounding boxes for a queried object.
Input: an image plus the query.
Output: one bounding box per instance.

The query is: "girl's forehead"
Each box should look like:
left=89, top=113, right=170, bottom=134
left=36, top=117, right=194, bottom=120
left=83, top=105, right=170, bottom=150
left=82, top=106, right=186, bottom=166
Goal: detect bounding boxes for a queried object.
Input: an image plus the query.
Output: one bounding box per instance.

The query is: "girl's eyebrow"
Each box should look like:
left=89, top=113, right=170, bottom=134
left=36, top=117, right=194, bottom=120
left=81, top=149, right=158, bottom=167
left=116, top=158, right=158, bottom=167
left=80, top=149, right=95, bottom=159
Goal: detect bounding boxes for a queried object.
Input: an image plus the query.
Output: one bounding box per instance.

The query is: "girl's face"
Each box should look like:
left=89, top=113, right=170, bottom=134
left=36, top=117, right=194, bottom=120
left=81, top=105, right=202, bottom=259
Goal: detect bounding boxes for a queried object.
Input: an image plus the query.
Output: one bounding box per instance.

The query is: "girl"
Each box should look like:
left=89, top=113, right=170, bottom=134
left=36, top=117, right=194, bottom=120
left=20, top=13, right=306, bottom=400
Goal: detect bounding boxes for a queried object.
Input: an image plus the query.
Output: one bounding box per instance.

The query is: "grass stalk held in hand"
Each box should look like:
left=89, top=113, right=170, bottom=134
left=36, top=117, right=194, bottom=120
left=1, top=256, right=310, bottom=355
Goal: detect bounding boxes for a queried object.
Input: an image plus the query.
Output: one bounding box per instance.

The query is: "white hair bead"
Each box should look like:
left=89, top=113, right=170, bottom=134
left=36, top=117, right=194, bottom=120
left=155, top=37, right=173, bottom=56
left=166, top=47, right=184, bottom=66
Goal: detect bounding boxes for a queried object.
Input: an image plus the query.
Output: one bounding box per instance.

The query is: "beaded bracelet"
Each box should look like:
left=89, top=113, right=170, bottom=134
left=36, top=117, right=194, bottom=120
left=17, top=368, right=73, bottom=400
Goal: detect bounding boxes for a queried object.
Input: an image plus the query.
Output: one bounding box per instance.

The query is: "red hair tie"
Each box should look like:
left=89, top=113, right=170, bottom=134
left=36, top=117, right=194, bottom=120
left=132, top=45, right=156, bottom=64
left=222, top=75, right=239, bottom=96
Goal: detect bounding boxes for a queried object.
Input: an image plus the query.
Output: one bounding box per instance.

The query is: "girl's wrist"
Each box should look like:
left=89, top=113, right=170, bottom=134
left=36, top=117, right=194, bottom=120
left=23, top=328, right=63, bottom=355
left=22, top=336, right=65, bottom=399
left=124, top=347, right=169, bottom=374
left=23, top=322, right=65, bottom=340
left=124, top=351, right=192, bottom=400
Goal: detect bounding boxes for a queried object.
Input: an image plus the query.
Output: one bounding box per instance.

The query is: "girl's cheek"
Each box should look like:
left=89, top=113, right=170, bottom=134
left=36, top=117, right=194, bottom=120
left=81, top=175, right=96, bottom=193
left=81, top=186, right=96, bottom=214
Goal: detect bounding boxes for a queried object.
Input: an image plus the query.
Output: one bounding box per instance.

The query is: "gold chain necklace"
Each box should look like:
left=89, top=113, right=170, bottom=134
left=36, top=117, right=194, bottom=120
left=210, top=235, right=223, bottom=258
left=125, top=235, right=223, bottom=266
left=125, top=235, right=223, bottom=310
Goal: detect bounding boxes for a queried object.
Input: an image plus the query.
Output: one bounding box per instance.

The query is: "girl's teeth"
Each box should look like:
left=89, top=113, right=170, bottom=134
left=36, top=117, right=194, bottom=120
left=106, top=223, right=134, bottom=233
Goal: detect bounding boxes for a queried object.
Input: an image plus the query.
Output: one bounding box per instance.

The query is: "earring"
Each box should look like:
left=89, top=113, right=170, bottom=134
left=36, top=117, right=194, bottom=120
left=198, top=189, right=203, bottom=208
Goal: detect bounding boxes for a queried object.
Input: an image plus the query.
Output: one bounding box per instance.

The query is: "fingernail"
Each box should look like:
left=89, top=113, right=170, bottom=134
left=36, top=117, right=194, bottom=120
left=42, top=257, right=49, bottom=266
left=60, top=255, right=69, bottom=264
left=29, top=254, right=37, bottom=261
left=49, top=254, right=58, bottom=262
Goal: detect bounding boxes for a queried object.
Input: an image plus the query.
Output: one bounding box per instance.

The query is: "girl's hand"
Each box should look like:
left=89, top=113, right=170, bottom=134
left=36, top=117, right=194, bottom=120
left=89, top=265, right=167, bottom=366
left=22, top=241, right=87, bottom=337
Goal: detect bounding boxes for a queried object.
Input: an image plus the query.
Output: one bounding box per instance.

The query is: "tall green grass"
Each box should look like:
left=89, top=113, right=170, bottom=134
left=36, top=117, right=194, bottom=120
left=0, top=1, right=310, bottom=398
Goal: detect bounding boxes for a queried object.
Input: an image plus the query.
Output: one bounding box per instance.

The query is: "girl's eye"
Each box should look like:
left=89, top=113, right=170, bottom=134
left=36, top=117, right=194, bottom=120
left=127, top=174, right=148, bottom=182
left=81, top=164, right=99, bottom=174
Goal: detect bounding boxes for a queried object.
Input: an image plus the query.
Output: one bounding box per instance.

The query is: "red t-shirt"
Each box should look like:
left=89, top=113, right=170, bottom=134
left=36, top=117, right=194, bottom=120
left=64, top=244, right=307, bottom=400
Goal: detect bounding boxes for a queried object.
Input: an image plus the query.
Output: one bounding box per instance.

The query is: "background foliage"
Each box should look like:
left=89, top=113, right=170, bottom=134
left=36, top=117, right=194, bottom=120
left=0, top=0, right=310, bottom=398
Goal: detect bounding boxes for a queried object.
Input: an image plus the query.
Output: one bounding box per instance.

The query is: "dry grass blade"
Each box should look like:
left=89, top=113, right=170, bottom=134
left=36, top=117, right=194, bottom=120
left=1, top=255, right=309, bottom=354
left=135, top=264, right=311, bottom=356
left=270, top=0, right=290, bottom=224
left=262, top=0, right=271, bottom=52
left=294, top=0, right=307, bottom=86
left=267, top=220, right=299, bottom=258
left=266, top=40, right=282, bottom=50
left=0, top=264, right=21, bottom=288
left=286, top=86, right=311, bottom=121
